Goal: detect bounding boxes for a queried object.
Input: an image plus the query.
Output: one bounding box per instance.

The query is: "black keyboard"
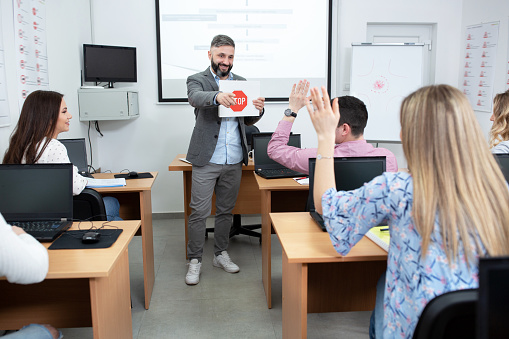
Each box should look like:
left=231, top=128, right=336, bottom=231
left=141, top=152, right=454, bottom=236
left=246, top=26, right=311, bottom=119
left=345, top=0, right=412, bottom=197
left=256, top=168, right=305, bottom=179
left=11, top=220, right=64, bottom=232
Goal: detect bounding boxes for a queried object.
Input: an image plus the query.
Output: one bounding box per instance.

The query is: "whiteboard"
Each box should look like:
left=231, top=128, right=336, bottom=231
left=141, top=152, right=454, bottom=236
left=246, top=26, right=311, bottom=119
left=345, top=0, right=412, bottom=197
left=350, top=44, right=424, bottom=142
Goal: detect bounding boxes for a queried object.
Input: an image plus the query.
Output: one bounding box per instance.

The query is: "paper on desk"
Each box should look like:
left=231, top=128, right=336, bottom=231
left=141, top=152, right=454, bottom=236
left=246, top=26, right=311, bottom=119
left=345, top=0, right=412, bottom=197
left=86, top=178, right=126, bottom=188
left=293, top=177, right=309, bottom=185
left=218, top=80, right=260, bottom=117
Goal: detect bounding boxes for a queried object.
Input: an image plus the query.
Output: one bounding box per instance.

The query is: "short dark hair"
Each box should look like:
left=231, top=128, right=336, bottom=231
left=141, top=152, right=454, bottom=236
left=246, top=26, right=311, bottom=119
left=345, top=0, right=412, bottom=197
left=210, top=35, right=235, bottom=49
left=335, top=96, right=368, bottom=137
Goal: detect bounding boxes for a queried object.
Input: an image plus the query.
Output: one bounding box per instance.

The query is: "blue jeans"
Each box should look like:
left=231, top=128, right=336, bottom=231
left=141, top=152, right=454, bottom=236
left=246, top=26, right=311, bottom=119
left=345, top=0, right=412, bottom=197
left=369, top=271, right=386, bottom=339
left=3, top=324, right=62, bottom=339
left=103, top=196, right=123, bottom=221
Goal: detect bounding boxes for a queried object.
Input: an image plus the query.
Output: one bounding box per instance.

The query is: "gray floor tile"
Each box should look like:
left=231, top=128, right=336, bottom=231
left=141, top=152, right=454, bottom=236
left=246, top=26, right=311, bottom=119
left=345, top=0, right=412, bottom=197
left=60, top=217, right=371, bottom=339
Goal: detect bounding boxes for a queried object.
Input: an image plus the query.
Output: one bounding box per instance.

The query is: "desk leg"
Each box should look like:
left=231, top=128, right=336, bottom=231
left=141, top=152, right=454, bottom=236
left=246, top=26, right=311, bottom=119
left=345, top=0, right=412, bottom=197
left=282, top=250, right=307, bottom=339
left=140, top=190, right=155, bottom=310
left=261, top=190, right=272, bottom=309
left=183, top=172, right=192, bottom=259
left=90, top=248, right=132, bottom=339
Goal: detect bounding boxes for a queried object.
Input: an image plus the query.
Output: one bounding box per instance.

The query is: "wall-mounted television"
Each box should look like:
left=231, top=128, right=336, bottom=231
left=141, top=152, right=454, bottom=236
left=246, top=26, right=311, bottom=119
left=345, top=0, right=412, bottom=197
left=83, top=44, right=137, bottom=88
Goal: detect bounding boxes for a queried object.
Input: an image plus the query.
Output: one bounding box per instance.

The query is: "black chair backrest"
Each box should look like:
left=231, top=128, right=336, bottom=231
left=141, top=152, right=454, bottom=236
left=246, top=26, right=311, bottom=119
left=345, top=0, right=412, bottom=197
left=245, top=125, right=260, bottom=151
left=478, top=256, right=509, bottom=339
left=73, top=188, right=107, bottom=221
left=412, top=289, right=478, bottom=339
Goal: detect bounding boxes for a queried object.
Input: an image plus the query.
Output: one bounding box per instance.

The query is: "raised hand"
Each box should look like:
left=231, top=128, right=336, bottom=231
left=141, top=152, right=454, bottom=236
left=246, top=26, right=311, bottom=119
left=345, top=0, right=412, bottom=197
left=289, top=80, right=310, bottom=112
left=306, top=86, right=340, bottom=142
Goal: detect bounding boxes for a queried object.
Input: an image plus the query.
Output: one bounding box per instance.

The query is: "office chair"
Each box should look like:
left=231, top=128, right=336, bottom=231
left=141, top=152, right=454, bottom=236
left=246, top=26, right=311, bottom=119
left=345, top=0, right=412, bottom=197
left=73, top=188, right=107, bottom=221
left=205, top=125, right=262, bottom=243
left=412, top=289, right=477, bottom=339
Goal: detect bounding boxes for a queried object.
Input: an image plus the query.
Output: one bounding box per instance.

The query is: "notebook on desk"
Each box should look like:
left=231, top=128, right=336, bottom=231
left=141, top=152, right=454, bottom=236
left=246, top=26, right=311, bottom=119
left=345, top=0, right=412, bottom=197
left=307, top=156, right=386, bottom=231
left=59, top=138, right=93, bottom=178
left=252, top=133, right=306, bottom=179
left=0, top=164, right=74, bottom=242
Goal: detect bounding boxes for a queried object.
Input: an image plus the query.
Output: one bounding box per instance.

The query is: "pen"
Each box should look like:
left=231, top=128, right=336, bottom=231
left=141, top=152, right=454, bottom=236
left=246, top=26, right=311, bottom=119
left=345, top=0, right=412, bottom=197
left=380, top=228, right=389, bottom=231
left=296, top=177, right=308, bottom=180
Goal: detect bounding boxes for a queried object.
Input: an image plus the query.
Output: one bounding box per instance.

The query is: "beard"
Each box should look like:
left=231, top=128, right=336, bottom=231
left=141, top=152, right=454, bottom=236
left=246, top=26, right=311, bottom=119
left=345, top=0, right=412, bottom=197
left=211, top=58, right=233, bottom=78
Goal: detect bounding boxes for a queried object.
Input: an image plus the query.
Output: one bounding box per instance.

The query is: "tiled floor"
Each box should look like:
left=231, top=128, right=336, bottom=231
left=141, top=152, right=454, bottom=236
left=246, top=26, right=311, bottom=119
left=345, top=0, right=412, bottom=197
left=60, top=216, right=371, bottom=338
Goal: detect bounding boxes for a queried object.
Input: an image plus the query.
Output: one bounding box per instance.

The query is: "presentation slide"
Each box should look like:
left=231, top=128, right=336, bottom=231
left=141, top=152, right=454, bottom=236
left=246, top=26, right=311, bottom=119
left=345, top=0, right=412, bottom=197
left=156, top=0, right=330, bottom=102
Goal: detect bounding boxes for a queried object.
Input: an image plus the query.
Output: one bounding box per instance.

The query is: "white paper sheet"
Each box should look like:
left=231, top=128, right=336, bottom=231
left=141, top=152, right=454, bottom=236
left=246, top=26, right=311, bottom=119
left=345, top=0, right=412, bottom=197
left=218, top=80, right=260, bottom=117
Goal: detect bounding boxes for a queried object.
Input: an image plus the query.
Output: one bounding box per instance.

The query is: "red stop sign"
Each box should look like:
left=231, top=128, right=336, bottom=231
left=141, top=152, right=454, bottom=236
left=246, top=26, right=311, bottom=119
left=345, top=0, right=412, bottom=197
left=231, top=90, right=248, bottom=112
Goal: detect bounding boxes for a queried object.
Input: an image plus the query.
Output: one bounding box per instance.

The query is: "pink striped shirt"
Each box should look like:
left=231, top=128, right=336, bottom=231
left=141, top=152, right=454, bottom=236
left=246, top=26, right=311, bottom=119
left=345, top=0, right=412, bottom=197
left=267, top=120, right=398, bottom=175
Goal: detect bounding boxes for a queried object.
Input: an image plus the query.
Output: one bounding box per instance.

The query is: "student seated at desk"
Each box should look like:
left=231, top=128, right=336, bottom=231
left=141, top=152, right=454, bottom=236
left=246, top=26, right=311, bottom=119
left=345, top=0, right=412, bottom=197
left=489, top=89, right=509, bottom=153
left=306, top=85, right=509, bottom=339
left=0, top=213, right=62, bottom=339
left=267, top=80, right=398, bottom=174
left=2, top=90, right=121, bottom=221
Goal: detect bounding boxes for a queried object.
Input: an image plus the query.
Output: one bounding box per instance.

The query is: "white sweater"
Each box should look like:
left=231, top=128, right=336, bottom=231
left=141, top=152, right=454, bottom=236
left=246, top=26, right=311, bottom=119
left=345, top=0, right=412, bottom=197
left=0, top=214, right=49, bottom=284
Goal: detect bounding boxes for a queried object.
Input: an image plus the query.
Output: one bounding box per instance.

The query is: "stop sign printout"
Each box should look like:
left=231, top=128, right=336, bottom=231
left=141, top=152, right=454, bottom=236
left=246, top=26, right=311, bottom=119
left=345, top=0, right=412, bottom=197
left=218, top=80, right=260, bottom=117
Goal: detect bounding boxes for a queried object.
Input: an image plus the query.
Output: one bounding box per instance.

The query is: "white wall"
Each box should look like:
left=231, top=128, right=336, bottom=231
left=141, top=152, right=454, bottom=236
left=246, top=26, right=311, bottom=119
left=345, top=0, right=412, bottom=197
left=462, top=0, right=509, bottom=139
left=2, top=1, right=507, bottom=213
left=0, top=0, right=96, bottom=170
left=337, top=0, right=464, bottom=168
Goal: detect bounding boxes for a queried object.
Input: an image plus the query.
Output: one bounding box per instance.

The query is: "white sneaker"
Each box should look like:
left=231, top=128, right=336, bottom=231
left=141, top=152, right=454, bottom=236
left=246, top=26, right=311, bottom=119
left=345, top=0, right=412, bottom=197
left=185, top=259, right=201, bottom=285
left=213, top=251, right=240, bottom=273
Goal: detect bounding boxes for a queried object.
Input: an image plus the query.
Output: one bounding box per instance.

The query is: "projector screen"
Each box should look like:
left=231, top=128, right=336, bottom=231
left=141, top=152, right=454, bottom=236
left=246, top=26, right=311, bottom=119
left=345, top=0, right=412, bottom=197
left=155, top=0, right=332, bottom=102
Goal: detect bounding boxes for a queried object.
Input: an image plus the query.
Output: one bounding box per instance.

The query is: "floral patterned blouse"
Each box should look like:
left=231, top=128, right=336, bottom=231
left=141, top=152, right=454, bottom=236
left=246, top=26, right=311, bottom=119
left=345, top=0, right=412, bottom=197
left=322, top=171, right=484, bottom=338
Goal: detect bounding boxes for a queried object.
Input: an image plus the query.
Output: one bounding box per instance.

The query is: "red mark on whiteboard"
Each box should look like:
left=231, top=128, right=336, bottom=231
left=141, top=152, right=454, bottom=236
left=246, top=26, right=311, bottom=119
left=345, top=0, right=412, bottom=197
left=374, top=80, right=385, bottom=90
left=371, top=76, right=389, bottom=94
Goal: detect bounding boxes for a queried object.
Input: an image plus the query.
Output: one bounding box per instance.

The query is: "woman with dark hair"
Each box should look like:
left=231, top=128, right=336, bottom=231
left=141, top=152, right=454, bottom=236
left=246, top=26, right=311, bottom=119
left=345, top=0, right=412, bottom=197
left=3, top=90, right=121, bottom=221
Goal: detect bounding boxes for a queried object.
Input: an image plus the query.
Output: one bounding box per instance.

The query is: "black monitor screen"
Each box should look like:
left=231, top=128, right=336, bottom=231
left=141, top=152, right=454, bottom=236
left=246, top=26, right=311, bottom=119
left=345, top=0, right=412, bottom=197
left=59, top=138, right=88, bottom=173
left=494, top=153, right=509, bottom=182
left=83, top=44, right=137, bottom=83
left=0, top=164, right=73, bottom=221
left=478, top=256, right=509, bottom=339
left=252, top=133, right=301, bottom=169
left=307, top=156, right=386, bottom=212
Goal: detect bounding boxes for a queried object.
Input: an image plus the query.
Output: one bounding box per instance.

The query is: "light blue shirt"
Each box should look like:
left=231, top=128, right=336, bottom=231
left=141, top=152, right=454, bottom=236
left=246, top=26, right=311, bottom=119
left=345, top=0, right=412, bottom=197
left=322, top=172, right=485, bottom=338
left=209, top=67, right=243, bottom=165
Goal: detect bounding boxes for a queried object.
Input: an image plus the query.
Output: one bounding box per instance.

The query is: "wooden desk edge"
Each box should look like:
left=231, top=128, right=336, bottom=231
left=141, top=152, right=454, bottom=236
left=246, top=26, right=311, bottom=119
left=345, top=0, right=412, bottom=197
left=43, top=220, right=140, bottom=279
left=169, top=154, right=255, bottom=171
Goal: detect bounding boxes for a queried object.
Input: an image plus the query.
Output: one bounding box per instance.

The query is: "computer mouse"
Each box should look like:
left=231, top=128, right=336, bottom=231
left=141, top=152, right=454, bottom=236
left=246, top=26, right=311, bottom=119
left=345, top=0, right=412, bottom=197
left=82, top=231, right=101, bottom=243
left=128, top=171, right=139, bottom=178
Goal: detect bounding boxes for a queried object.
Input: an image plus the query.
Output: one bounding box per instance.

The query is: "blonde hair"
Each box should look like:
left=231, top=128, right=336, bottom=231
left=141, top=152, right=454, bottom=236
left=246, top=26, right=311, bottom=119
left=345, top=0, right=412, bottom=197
left=400, top=85, right=509, bottom=263
left=489, top=89, right=509, bottom=147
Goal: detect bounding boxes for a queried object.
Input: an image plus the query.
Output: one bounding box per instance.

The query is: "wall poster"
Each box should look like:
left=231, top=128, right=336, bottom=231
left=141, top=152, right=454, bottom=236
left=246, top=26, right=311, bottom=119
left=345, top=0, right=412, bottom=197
left=462, top=21, right=499, bottom=112
left=0, top=11, right=11, bottom=126
left=13, top=0, right=49, bottom=110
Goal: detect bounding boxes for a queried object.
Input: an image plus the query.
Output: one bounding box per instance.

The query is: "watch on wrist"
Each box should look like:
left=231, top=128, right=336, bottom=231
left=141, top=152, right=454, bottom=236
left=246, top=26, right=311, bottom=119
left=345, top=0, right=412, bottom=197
left=284, top=108, right=297, bottom=118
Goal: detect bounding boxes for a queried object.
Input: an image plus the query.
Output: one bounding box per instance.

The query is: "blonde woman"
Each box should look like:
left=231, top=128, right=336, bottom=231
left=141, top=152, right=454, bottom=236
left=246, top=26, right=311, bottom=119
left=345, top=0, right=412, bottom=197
left=306, top=85, right=509, bottom=338
left=489, top=89, right=509, bottom=153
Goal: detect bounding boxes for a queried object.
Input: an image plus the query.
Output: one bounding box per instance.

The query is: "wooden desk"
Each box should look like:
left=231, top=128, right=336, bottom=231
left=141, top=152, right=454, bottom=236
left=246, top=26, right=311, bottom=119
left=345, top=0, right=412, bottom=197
left=255, top=174, right=309, bottom=308
left=0, top=220, right=140, bottom=339
left=168, top=155, right=261, bottom=257
left=270, top=213, right=387, bottom=339
left=93, top=172, right=157, bottom=310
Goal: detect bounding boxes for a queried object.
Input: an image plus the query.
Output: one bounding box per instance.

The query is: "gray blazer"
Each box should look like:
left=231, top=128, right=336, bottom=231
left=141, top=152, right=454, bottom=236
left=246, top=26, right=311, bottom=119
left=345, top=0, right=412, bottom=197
left=186, top=68, right=263, bottom=167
